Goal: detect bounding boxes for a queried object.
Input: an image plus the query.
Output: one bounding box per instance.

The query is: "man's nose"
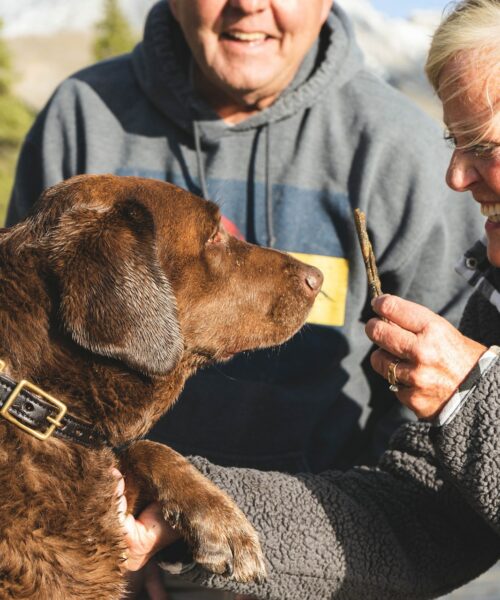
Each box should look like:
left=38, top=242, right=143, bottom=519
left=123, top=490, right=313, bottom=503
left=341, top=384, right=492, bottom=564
left=445, top=150, right=480, bottom=192
left=228, top=0, right=269, bottom=13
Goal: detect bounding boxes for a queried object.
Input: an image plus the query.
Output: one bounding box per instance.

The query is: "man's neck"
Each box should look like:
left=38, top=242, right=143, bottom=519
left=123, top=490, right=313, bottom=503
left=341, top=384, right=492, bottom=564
left=192, top=66, right=283, bottom=125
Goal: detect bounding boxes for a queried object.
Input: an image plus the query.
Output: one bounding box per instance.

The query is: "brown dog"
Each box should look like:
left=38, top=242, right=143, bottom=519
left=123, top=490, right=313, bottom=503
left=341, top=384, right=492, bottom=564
left=0, top=174, right=322, bottom=599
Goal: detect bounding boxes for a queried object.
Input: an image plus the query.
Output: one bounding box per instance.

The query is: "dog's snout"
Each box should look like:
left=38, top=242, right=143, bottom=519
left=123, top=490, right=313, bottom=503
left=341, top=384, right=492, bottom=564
left=302, top=265, right=323, bottom=296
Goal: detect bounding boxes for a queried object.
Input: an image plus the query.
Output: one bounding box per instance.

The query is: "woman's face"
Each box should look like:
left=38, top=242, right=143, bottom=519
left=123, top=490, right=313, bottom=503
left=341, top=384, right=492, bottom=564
left=440, top=59, right=500, bottom=266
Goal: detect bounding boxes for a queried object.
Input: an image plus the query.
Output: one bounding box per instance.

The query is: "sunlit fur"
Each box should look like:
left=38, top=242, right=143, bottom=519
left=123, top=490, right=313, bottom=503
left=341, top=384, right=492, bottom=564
left=0, top=174, right=320, bottom=599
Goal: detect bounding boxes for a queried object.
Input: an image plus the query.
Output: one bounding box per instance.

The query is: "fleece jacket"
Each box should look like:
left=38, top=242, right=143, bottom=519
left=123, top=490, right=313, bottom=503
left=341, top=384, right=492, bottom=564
left=180, top=272, right=500, bottom=599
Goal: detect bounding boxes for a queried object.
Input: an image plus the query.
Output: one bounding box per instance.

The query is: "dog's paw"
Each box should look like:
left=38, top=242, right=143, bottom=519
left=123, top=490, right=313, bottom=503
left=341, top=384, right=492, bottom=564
left=193, top=505, right=266, bottom=583
left=166, top=491, right=267, bottom=583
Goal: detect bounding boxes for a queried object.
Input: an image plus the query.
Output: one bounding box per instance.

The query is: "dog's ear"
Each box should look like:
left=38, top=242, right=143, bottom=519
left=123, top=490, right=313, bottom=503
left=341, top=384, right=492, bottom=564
left=48, top=199, right=183, bottom=376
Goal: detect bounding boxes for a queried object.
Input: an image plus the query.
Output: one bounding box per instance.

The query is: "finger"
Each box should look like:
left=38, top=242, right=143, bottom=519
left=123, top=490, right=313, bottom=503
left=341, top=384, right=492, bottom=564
left=123, top=515, right=152, bottom=571
left=372, top=294, right=439, bottom=334
left=112, top=468, right=125, bottom=497
left=111, top=467, right=123, bottom=480
left=136, top=503, right=179, bottom=551
left=370, top=348, right=414, bottom=387
left=112, top=469, right=128, bottom=524
left=117, top=494, right=128, bottom=524
left=123, top=503, right=180, bottom=571
left=370, top=348, right=390, bottom=380
left=366, top=317, right=416, bottom=359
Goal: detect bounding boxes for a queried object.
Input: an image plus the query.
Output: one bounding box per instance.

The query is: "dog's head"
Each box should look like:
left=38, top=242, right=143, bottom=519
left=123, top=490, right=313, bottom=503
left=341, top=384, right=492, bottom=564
left=31, top=175, right=321, bottom=377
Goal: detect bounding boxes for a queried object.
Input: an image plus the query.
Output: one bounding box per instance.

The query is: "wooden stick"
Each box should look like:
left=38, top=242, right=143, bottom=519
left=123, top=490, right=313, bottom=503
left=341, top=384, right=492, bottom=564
left=354, top=208, right=383, bottom=300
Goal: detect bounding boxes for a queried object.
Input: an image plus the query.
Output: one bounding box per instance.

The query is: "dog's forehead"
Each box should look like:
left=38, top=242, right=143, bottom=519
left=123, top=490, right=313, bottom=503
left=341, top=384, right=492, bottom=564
left=129, top=178, right=221, bottom=255
left=60, top=174, right=217, bottom=218
left=35, top=175, right=221, bottom=249
left=144, top=180, right=220, bottom=232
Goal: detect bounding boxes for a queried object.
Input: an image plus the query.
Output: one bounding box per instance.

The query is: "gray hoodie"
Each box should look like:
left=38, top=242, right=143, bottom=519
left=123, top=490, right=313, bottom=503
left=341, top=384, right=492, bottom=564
left=7, top=2, right=483, bottom=472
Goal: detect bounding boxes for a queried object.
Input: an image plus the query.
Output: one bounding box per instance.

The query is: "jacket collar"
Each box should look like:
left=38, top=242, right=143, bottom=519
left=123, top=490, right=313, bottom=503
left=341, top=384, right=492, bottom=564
left=456, top=237, right=500, bottom=313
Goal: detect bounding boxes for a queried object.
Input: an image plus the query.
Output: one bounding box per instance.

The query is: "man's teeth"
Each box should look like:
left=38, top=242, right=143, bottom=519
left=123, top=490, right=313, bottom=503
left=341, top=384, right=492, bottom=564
left=225, top=32, right=267, bottom=41
left=481, top=203, right=500, bottom=222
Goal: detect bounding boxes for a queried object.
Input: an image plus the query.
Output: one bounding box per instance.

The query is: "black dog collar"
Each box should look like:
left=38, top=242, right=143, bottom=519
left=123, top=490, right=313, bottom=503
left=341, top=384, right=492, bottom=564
left=0, top=364, right=107, bottom=449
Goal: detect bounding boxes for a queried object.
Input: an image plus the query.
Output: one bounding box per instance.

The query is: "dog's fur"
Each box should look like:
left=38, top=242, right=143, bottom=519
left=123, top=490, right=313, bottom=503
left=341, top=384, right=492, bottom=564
left=0, top=175, right=321, bottom=600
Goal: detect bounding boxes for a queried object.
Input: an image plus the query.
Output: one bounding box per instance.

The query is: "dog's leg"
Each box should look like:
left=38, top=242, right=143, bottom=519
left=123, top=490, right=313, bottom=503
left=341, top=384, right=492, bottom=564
left=118, top=440, right=266, bottom=583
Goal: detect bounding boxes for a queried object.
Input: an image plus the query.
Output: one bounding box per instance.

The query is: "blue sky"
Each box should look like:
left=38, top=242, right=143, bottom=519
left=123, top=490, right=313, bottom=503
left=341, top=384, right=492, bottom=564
left=371, top=0, right=450, bottom=18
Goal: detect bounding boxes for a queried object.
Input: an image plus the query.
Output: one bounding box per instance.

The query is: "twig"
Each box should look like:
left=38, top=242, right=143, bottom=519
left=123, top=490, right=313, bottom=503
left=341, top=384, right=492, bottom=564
left=354, top=208, right=382, bottom=300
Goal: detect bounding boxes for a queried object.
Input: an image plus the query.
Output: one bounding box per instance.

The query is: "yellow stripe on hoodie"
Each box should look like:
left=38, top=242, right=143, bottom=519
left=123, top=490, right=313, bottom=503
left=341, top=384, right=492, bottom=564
left=290, top=252, right=349, bottom=327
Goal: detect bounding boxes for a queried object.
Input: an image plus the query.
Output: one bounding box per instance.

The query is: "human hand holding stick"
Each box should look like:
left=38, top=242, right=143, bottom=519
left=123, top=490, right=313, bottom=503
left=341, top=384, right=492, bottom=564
left=355, top=208, right=487, bottom=412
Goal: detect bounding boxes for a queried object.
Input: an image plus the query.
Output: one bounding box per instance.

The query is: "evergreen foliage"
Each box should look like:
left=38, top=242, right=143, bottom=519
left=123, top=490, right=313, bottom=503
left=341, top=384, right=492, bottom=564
left=93, top=0, right=136, bottom=61
left=0, top=18, right=35, bottom=225
left=0, top=18, right=12, bottom=95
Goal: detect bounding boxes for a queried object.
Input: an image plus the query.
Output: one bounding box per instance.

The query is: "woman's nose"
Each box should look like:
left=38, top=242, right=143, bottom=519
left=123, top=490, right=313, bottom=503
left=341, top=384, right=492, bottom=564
left=445, top=150, right=481, bottom=192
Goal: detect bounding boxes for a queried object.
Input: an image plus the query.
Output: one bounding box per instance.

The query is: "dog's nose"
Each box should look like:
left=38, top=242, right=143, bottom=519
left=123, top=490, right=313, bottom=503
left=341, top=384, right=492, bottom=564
left=302, top=265, right=323, bottom=296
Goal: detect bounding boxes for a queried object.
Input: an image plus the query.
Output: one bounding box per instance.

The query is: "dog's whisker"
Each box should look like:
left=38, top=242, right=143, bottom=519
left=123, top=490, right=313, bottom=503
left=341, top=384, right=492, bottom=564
left=211, top=366, right=244, bottom=382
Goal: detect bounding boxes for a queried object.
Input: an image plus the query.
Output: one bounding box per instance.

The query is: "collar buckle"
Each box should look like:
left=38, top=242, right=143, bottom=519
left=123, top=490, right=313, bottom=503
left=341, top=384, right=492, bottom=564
left=0, top=380, right=67, bottom=441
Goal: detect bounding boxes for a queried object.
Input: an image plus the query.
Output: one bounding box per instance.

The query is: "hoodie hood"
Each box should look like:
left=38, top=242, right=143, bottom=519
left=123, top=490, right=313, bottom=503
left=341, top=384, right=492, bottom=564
left=132, top=1, right=364, bottom=141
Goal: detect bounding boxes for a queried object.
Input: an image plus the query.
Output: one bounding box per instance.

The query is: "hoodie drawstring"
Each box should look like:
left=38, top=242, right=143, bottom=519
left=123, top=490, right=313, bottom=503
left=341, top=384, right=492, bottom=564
left=193, top=120, right=210, bottom=200
left=264, top=123, right=276, bottom=248
left=193, top=120, right=276, bottom=249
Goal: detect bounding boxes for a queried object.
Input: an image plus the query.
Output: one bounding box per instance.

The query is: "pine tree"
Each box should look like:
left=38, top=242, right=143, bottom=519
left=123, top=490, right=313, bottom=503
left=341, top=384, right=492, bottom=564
left=93, top=0, right=136, bottom=62
left=0, top=18, right=35, bottom=224
left=0, top=17, right=33, bottom=150
left=0, top=19, right=12, bottom=96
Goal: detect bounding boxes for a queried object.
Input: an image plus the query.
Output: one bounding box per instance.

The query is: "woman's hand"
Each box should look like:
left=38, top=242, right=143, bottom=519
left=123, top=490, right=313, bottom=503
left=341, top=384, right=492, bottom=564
left=366, top=294, right=487, bottom=420
left=113, top=469, right=180, bottom=572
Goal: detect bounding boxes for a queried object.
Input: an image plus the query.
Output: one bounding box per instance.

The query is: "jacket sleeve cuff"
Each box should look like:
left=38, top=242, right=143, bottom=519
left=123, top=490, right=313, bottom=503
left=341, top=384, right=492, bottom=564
left=432, top=346, right=500, bottom=427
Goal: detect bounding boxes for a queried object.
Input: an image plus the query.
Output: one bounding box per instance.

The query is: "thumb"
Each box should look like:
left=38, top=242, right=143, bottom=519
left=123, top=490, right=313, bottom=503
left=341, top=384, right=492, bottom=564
left=123, top=503, right=180, bottom=571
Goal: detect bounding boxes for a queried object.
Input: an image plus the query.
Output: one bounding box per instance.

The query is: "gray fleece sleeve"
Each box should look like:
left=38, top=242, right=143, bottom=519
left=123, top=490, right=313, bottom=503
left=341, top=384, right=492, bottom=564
left=429, top=288, right=500, bottom=531
left=181, top=423, right=499, bottom=600
left=433, top=358, right=500, bottom=536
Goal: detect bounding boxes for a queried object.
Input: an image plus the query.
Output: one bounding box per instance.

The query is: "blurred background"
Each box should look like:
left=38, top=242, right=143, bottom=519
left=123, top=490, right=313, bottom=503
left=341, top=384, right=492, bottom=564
left=0, top=0, right=451, bottom=225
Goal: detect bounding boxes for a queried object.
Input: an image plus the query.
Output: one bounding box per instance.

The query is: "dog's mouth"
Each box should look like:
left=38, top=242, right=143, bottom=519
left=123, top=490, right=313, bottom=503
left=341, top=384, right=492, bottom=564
left=190, top=345, right=250, bottom=366
left=189, top=347, right=238, bottom=365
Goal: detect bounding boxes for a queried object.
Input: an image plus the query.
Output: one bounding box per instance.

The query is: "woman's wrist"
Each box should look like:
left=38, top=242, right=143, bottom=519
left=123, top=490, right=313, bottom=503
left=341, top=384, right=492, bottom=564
left=432, top=346, right=500, bottom=427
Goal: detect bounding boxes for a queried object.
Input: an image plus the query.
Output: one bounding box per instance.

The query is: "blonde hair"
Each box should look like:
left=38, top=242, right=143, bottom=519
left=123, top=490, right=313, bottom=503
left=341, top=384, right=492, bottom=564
left=425, top=0, right=500, bottom=146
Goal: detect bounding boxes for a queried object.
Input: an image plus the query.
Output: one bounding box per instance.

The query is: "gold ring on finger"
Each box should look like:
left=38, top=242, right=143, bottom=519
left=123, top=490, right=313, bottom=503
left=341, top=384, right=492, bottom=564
left=387, top=359, right=400, bottom=393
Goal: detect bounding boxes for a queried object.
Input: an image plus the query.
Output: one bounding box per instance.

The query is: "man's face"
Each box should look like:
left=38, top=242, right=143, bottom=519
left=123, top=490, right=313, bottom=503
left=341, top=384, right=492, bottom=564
left=170, top=0, right=333, bottom=111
